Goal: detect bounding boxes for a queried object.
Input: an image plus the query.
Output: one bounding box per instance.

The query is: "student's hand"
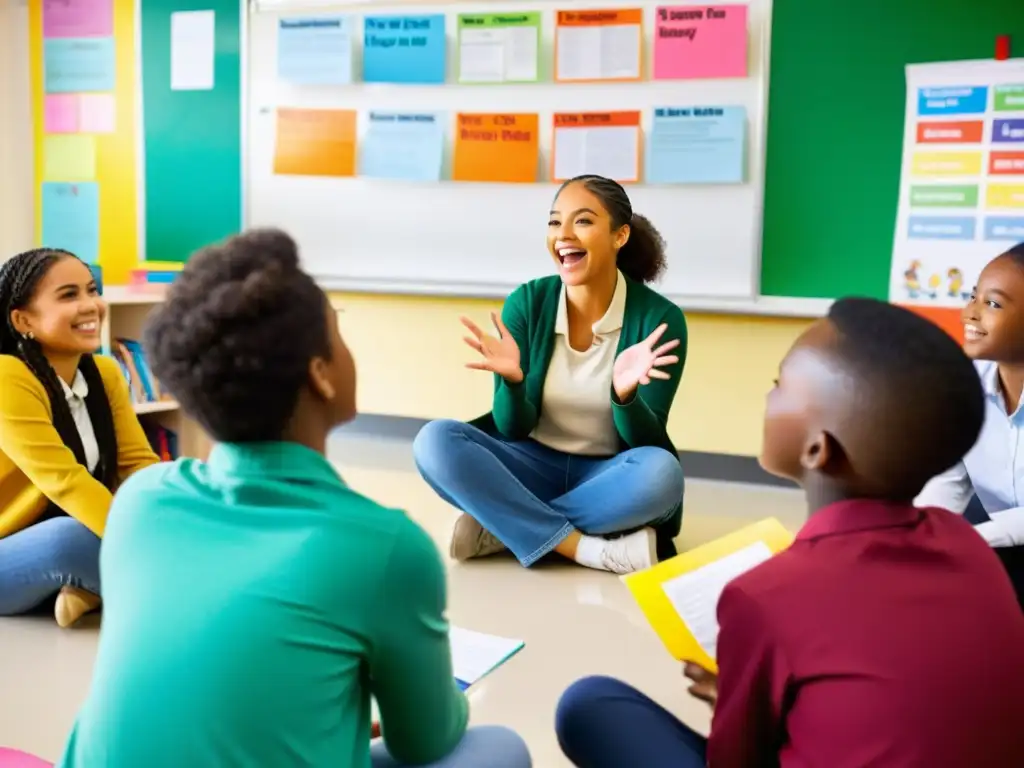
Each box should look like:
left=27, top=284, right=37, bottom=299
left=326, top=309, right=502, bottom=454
left=612, top=324, right=680, bottom=403
left=461, top=313, right=524, bottom=384
left=684, top=662, right=718, bottom=708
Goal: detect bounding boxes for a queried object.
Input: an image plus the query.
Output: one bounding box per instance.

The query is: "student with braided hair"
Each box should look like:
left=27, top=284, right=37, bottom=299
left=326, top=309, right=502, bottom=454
left=0, top=248, right=158, bottom=627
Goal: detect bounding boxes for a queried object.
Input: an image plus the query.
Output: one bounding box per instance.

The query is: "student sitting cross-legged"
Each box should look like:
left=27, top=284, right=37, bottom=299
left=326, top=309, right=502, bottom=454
left=414, top=175, right=686, bottom=574
left=58, top=230, right=531, bottom=768
left=917, top=242, right=1024, bottom=607
left=0, top=249, right=159, bottom=628
left=556, top=298, right=1024, bottom=768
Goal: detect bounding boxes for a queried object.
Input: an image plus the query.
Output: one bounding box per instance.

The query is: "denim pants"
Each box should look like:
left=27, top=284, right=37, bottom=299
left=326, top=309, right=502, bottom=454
left=371, top=725, right=531, bottom=767
left=556, top=676, right=706, bottom=768
left=413, top=420, right=684, bottom=566
left=0, top=517, right=101, bottom=616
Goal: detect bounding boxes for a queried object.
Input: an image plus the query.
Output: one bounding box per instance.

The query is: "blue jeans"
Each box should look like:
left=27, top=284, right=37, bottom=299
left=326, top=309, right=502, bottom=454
left=371, top=725, right=531, bottom=767
left=556, top=676, right=706, bottom=768
left=413, top=420, right=684, bottom=566
left=0, top=517, right=101, bottom=616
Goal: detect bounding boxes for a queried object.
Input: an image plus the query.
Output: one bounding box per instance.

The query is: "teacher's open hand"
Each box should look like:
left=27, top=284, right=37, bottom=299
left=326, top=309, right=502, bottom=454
left=612, top=323, right=680, bottom=403
left=461, top=313, right=524, bottom=384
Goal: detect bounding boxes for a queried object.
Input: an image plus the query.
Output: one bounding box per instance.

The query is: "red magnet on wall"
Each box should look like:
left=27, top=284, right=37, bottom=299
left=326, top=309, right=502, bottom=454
left=996, top=35, right=1011, bottom=61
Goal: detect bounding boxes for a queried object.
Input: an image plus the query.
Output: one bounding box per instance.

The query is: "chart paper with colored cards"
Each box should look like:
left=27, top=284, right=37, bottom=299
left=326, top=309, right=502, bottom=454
left=552, top=112, right=641, bottom=183
left=453, top=113, right=539, bottom=183
left=889, top=60, right=1024, bottom=309
left=554, top=8, right=642, bottom=82
left=457, top=13, right=540, bottom=84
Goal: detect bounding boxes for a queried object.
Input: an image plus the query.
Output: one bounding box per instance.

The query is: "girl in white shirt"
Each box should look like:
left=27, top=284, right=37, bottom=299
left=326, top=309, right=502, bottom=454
left=917, top=242, right=1024, bottom=606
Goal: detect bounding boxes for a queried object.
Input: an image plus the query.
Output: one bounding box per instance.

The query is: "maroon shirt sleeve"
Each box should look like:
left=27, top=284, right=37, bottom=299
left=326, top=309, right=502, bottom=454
left=707, top=581, right=791, bottom=768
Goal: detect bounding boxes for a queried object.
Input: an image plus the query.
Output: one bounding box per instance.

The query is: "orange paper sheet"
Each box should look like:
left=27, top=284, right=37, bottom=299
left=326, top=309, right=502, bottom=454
left=453, top=113, right=539, bottom=183
left=274, top=108, right=356, bottom=177
left=551, top=111, right=642, bottom=183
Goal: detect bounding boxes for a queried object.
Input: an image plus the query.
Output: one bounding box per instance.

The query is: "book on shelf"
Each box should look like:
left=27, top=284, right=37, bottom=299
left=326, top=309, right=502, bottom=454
left=144, top=424, right=179, bottom=461
left=111, top=338, right=168, bottom=406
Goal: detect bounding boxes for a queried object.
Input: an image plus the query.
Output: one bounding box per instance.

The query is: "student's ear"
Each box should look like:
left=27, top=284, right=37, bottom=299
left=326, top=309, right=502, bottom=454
left=800, top=430, right=838, bottom=472
left=9, top=309, right=31, bottom=338
left=308, top=356, right=336, bottom=402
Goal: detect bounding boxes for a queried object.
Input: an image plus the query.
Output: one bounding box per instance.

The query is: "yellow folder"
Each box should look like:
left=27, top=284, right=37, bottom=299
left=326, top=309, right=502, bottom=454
left=622, top=518, right=794, bottom=674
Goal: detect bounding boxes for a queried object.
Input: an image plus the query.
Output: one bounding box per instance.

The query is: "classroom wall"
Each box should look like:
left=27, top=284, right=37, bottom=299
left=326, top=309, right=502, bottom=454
left=0, top=0, right=33, bottom=258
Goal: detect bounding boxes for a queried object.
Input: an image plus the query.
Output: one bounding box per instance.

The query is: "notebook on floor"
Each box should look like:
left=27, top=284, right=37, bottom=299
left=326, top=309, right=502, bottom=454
left=622, top=518, right=794, bottom=674
left=371, top=626, right=524, bottom=724
left=449, top=626, right=524, bottom=691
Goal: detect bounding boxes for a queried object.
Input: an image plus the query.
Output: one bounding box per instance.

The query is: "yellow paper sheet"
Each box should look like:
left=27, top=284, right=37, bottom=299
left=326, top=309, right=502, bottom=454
left=622, top=518, right=794, bottom=674
left=43, top=135, right=97, bottom=182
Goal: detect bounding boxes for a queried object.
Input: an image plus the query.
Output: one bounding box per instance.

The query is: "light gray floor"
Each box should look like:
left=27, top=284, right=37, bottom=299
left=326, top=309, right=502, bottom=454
left=0, top=434, right=806, bottom=765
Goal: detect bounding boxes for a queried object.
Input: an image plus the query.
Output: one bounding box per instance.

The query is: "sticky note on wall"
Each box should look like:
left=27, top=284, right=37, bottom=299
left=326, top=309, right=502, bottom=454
left=273, top=108, right=356, bottom=177
left=456, top=13, right=541, bottom=84
left=41, top=182, right=100, bottom=264
left=43, top=135, right=97, bottom=181
left=45, top=94, right=79, bottom=133
left=453, top=113, right=539, bottom=183
left=653, top=5, right=748, bottom=79
left=44, top=37, right=116, bottom=93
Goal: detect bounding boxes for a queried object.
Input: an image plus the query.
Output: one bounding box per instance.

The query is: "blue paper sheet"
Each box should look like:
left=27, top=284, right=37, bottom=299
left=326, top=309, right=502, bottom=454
left=41, top=182, right=100, bottom=264
left=363, top=14, right=446, bottom=84
left=44, top=37, right=116, bottom=93
left=360, top=112, right=444, bottom=181
left=278, top=17, right=353, bottom=85
left=646, top=106, right=746, bottom=184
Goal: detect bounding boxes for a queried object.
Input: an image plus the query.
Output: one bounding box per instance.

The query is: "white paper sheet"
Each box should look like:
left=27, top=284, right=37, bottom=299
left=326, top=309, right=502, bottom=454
left=554, top=124, right=640, bottom=182
left=661, top=542, right=773, bottom=660
left=556, top=23, right=640, bottom=81
left=459, top=27, right=538, bottom=83
left=171, top=10, right=215, bottom=91
left=449, top=626, right=524, bottom=688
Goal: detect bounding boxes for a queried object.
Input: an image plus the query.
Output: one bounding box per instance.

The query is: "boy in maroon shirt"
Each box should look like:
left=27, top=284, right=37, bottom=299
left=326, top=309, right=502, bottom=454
left=557, top=297, right=1024, bottom=768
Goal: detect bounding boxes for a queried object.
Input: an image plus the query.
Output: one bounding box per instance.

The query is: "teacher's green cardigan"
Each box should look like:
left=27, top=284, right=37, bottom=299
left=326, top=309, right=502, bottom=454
left=472, top=274, right=688, bottom=560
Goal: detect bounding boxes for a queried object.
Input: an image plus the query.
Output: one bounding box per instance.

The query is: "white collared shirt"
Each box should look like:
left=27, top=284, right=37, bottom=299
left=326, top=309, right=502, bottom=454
left=916, top=360, right=1024, bottom=547
left=61, top=370, right=100, bottom=474
left=530, top=270, right=627, bottom=456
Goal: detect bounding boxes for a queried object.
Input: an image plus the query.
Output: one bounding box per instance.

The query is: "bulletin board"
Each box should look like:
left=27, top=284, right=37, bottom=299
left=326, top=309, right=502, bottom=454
left=246, top=0, right=774, bottom=300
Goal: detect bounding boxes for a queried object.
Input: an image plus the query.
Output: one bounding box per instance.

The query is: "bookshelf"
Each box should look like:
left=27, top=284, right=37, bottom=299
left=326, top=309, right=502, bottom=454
left=101, top=287, right=211, bottom=461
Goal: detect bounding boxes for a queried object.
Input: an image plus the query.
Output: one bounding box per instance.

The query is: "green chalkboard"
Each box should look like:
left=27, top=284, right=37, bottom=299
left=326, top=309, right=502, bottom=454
left=761, top=0, right=1024, bottom=299
left=141, top=0, right=241, bottom=262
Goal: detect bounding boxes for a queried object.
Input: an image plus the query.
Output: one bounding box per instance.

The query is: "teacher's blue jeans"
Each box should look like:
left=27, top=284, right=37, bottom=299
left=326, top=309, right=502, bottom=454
left=413, top=420, right=684, bottom=566
left=0, top=517, right=101, bottom=616
left=556, top=676, right=707, bottom=768
left=371, top=725, right=531, bottom=767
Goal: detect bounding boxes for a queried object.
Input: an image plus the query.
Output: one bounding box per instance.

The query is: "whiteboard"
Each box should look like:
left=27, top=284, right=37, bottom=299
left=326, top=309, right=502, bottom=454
left=245, top=0, right=773, bottom=300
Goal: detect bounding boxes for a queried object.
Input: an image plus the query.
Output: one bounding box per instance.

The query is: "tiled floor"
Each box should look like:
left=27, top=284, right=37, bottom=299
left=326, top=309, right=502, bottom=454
left=0, top=434, right=806, bottom=766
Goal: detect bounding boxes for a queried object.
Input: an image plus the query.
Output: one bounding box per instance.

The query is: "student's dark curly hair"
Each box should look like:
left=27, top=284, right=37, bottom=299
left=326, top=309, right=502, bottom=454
left=827, top=297, right=984, bottom=497
left=143, top=229, right=331, bottom=444
left=556, top=175, right=667, bottom=284
left=0, top=249, right=118, bottom=490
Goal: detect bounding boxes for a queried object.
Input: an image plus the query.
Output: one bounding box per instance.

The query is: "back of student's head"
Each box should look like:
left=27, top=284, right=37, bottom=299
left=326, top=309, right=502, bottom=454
left=826, top=298, right=984, bottom=497
left=556, top=175, right=666, bottom=284
left=144, top=229, right=352, bottom=444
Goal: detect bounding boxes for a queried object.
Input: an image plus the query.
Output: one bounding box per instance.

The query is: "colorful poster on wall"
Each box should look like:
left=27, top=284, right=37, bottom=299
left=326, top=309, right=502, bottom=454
left=653, top=5, right=748, bottom=80
left=452, top=113, right=539, bottom=182
left=363, top=14, right=446, bottom=84
left=552, top=111, right=641, bottom=183
left=456, top=13, right=541, bottom=84
left=43, top=0, right=113, bottom=38
left=889, top=59, right=1024, bottom=319
left=554, top=8, right=642, bottom=82
left=278, top=17, right=353, bottom=85
left=273, top=108, right=356, bottom=176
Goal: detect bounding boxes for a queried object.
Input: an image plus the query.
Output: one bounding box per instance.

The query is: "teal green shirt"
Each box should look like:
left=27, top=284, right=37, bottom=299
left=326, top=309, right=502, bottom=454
left=59, top=443, right=468, bottom=768
left=471, top=275, right=688, bottom=557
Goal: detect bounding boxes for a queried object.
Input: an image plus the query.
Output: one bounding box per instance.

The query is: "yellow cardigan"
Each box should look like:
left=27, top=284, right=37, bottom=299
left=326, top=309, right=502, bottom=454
left=0, top=354, right=160, bottom=539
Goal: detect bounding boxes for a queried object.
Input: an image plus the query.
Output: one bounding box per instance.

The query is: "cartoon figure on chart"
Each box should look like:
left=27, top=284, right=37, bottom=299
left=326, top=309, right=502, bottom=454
left=947, top=268, right=969, bottom=300
left=904, top=260, right=922, bottom=299
left=927, top=273, right=941, bottom=300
